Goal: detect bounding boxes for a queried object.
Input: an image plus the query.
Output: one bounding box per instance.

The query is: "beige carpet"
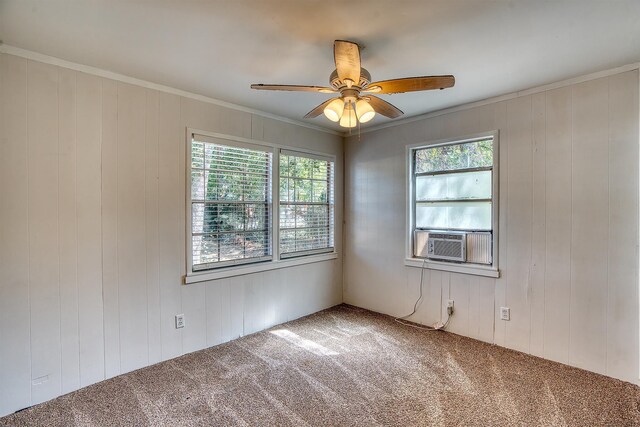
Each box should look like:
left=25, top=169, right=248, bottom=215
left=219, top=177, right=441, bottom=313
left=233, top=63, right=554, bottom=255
left=2, top=304, right=639, bottom=426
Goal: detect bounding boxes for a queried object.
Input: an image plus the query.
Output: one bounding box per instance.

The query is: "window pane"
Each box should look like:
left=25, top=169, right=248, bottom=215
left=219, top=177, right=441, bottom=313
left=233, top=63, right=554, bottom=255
left=295, top=205, right=328, bottom=228
left=217, top=204, right=246, bottom=232
left=193, top=203, right=235, bottom=235
left=312, top=181, right=328, bottom=202
left=416, top=170, right=491, bottom=201
left=290, top=157, right=310, bottom=178
left=295, top=179, right=312, bottom=202
left=279, top=152, right=334, bottom=256
left=192, top=142, right=204, bottom=169
left=295, top=205, right=310, bottom=229
left=192, top=235, right=219, bottom=266
left=219, top=233, right=244, bottom=262
left=245, top=204, right=268, bottom=231
left=415, top=139, right=493, bottom=173
left=280, top=203, right=329, bottom=230
left=416, top=201, right=491, bottom=230
left=241, top=175, right=268, bottom=202
left=191, top=137, right=272, bottom=270
left=287, top=178, right=295, bottom=202
left=203, top=170, right=218, bottom=200
left=204, top=171, right=268, bottom=202
left=244, top=232, right=269, bottom=258
left=203, top=204, right=221, bottom=233
left=191, top=170, right=204, bottom=200
left=295, top=228, right=328, bottom=252
left=312, top=160, right=327, bottom=180
left=279, top=176, right=289, bottom=203
left=280, top=229, right=296, bottom=253
left=192, top=203, right=205, bottom=233
left=280, top=204, right=296, bottom=229
left=280, top=155, right=290, bottom=177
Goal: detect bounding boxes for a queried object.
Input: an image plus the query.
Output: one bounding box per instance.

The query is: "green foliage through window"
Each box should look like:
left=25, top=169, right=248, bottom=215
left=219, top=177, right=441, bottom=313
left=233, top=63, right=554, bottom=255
left=279, top=153, right=334, bottom=256
left=191, top=139, right=272, bottom=269
left=415, top=139, right=493, bottom=174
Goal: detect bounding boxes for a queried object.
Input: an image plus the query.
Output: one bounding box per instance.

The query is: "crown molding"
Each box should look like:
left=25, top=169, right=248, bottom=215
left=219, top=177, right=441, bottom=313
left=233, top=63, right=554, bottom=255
left=0, top=43, right=342, bottom=137
left=358, top=62, right=640, bottom=136
left=3, top=43, right=637, bottom=139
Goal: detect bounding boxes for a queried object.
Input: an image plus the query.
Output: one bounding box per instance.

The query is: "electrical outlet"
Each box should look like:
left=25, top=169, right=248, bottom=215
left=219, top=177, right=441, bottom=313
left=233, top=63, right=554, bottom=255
left=447, top=299, right=454, bottom=309
left=175, top=314, right=185, bottom=329
left=500, top=307, right=510, bottom=321
left=447, top=300, right=454, bottom=316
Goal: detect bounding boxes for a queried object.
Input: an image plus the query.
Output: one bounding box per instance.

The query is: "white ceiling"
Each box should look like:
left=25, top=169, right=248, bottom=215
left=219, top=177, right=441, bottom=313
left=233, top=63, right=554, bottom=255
left=1, top=0, right=639, bottom=131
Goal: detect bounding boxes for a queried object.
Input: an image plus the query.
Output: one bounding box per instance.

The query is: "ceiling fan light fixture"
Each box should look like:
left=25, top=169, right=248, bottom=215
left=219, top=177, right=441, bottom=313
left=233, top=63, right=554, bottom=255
left=339, top=102, right=357, bottom=128
left=355, top=99, right=375, bottom=123
left=251, top=40, right=454, bottom=127
left=323, top=98, right=345, bottom=122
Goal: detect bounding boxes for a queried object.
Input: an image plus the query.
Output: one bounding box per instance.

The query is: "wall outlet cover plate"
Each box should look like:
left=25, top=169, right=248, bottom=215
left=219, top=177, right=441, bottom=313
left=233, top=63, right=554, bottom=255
left=175, top=314, right=185, bottom=329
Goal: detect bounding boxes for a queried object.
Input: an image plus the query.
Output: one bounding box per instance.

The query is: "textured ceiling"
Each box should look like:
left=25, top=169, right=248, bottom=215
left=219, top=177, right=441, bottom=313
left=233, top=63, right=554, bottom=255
left=1, top=0, right=639, bottom=131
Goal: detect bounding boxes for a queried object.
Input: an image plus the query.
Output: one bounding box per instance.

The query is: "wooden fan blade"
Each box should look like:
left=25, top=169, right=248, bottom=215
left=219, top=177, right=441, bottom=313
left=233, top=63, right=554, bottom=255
left=251, top=84, right=336, bottom=93
left=366, top=95, right=404, bottom=119
left=366, top=75, right=455, bottom=94
left=304, top=97, right=340, bottom=118
left=334, top=40, right=361, bottom=84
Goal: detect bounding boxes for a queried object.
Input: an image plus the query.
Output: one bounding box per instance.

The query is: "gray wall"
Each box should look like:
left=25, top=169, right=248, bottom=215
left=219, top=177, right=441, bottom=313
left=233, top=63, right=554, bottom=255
left=1, top=50, right=638, bottom=417
left=0, top=53, right=344, bottom=416
left=344, top=69, right=639, bottom=385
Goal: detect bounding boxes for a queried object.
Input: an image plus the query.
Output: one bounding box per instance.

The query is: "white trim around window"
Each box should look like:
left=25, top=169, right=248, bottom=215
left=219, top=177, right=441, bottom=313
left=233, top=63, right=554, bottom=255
left=185, top=128, right=338, bottom=284
left=185, top=252, right=338, bottom=284
left=278, top=149, right=335, bottom=259
left=404, top=131, right=501, bottom=278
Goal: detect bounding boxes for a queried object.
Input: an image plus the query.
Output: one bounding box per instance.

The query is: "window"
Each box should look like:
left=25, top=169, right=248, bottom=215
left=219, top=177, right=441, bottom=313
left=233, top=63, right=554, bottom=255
left=410, top=135, right=497, bottom=270
left=189, top=135, right=272, bottom=270
left=279, top=151, right=335, bottom=258
left=187, top=132, right=337, bottom=279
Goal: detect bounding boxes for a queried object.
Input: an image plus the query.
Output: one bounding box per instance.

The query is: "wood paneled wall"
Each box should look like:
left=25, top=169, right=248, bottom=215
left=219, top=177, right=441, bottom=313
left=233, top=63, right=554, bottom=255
left=0, top=53, right=343, bottom=416
left=344, top=70, right=639, bottom=384
left=1, top=50, right=638, bottom=417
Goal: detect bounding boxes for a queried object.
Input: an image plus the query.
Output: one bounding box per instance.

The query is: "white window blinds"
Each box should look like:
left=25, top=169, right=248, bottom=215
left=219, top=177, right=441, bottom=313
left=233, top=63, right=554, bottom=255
left=190, top=136, right=272, bottom=270
left=279, top=150, right=335, bottom=258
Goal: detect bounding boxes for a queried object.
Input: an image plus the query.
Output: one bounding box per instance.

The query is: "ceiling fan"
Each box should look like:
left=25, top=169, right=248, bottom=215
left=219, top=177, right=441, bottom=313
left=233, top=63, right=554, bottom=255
left=251, top=40, right=455, bottom=128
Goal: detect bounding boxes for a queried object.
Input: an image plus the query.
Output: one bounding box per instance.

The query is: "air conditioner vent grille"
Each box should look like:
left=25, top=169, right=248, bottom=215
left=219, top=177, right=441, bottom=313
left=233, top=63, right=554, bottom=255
left=434, top=239, right=464, bottom=258
left=466, top=232, right=492, bottom=264
left=429, top=233, right=463, bottom=240
left=426, top=232, right=467, bottom=262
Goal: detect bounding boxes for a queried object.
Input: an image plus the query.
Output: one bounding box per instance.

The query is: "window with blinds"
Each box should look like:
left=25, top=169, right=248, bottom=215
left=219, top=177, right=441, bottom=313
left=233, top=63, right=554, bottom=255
left=279, top=151, right=335, bottom=258
left=190, top=136, right=272, bottom=270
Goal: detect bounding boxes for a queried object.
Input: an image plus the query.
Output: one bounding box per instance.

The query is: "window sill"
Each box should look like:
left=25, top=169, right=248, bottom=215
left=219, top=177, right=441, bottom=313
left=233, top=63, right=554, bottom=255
left=185, top=252, right=338, bottom=284
left=404, top=258, right=500, bottom=278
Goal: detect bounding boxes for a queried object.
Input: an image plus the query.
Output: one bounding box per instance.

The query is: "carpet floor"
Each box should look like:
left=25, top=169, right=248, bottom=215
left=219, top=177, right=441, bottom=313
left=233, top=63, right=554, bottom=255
left=1, top=304, right=639, bottom=426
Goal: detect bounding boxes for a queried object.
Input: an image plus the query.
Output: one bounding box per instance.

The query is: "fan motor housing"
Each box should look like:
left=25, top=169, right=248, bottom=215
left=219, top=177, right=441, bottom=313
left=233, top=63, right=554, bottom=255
left=330, top=68, right=371, bottom=91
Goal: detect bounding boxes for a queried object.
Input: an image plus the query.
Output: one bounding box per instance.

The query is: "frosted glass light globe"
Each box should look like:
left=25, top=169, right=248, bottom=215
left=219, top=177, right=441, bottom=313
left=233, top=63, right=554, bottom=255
left=355, top=99, right=375, bottom=123
left=323, top=98, right=345, bottom=122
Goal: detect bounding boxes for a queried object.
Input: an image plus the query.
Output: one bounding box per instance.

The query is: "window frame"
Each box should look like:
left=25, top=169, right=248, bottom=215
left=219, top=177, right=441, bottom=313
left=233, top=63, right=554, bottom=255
left=185, top=129, right=337, bottom=284
left=187, top=133, right=274, bottom=272
left=405, top=131, right=500, bottom=278
left=278, top=149, right=335, bottom=259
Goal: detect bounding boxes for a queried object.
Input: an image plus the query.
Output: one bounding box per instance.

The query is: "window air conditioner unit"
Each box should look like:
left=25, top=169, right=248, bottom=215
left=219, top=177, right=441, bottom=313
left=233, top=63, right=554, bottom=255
left=413, top=230, right=492, bottom=264
left=425, top=232, right=466, bottom=262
